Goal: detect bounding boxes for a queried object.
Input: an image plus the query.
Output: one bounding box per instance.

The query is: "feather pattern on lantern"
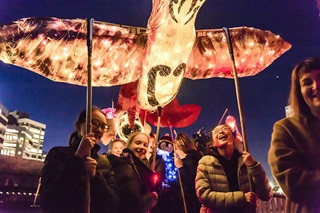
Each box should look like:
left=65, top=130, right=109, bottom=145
left=0, top=0, right=291, bottom=111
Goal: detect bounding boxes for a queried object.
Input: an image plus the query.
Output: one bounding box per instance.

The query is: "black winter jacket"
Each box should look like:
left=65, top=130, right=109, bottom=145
left=40, top=134, right=119, bottom=213
left=108, top=148, right=158, bottom=213
left=141, top=154, right=166, bottom=191
left=177, top=149, right=203, bottom=213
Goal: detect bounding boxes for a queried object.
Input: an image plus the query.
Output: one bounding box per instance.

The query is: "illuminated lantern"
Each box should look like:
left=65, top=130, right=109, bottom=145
left=225, top=115, right=243, bottom=142
left=115, top=83, right=151, bottom=140
left=0, top=0, right=291, bottom=113
left=146, top=98, right=201, bottom=128
left=225, top=115, right=243, bottom=151
left=101, top=107, right=117, bottom=145
left=137, top=0, right=205, bottom=110
left=116, top=110, right=145, bottom=141
left=225, top=115, right=237, bottom=133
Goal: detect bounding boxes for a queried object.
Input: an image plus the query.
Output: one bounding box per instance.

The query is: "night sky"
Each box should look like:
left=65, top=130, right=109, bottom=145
left=0, top=0, right=319, bottom=181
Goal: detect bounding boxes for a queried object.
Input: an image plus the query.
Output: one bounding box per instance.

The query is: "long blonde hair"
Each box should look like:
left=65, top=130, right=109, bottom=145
left=126, top=131, right=150, bottom=148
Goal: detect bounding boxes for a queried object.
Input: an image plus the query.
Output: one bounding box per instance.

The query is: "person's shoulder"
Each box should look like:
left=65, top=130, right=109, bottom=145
left=96, top=154, right=111, bottom=165
left=44, top=146, right=75, bottom=162
left=156, top=154, right=166, bottom=163
left=186, top=149, right=203, bottom=161
left=199, top=153, right=218, bottom=164
left=274, top=115, right=308, bottom=129
left=47, top=146, right=73, bottom=155
left=155, top=153, right=163, bottom=159
left=275, top=115, right=298, bottom=124
left=107, top=153, right=128, bottom=167
left=107, top=153, right=121, bottom=161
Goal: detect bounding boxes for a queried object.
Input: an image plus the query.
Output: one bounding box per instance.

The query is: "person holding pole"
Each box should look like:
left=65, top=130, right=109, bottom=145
left=174, top=132, right=203, bottom=213
left=142, top=132, right=166, bottom=183
left=196, top=124, right=272, bottom=213
left=268, top=56, right=320, bottom=213
left=141, top=132, right=166, bottom=213
left=40, top=107, right=119, bottom=213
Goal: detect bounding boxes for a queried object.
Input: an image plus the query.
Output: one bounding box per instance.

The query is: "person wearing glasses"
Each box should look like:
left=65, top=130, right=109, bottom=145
left=195, top=124, right=272, bottom=213
left=268, top=57, right=320, bottom=213
left=40, top=106, right=119, bottom=213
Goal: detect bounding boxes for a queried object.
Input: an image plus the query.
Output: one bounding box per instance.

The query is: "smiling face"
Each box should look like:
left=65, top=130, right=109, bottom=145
left=109, top=140, right=125, bottom=156
left=78, top=109, right=107, bottom=141
left=300, top=69, right=320, bottom=116
left=211, top=124, right=234, bottom=148
left=127, top=132, right=149, bottom=159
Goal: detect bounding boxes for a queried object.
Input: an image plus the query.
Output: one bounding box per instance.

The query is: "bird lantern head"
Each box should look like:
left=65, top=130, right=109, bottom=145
left=137, top=0, right=206, bottom=110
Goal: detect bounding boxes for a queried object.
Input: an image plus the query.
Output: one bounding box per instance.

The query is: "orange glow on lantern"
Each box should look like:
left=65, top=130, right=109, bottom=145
left=0, top=0, right=292, bottom=115
left=137, top=0, right=205, bottom=110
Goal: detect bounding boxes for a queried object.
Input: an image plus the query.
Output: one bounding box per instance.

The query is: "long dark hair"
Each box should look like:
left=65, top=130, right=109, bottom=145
left=289, top=57, right=320, bottom=117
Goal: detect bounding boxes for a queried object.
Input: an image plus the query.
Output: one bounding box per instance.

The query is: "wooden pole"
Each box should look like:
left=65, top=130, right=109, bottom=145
left=84, top=18, right=94, bottom=213
left=31, top=177, right=41, bottom=208
left=217, top=108, right=228, bottom=125
left=172, top=131, right=188, bottom=213
left=223, top=27, right=253, bottom=191
left=151, top=106, right=162, bottom=171
left=86, top=18, right=93, bottom=137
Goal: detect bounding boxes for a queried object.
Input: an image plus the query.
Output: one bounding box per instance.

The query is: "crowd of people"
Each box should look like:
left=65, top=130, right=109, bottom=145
left=39, top=56, right=320, bottom=213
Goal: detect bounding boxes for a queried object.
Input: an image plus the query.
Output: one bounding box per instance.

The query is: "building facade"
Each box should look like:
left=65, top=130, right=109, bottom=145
left=1, top=109, right=46, bottom=161
left=0, top=104, right=9, bottom=151
left=0, top=104, right=45, bottom=211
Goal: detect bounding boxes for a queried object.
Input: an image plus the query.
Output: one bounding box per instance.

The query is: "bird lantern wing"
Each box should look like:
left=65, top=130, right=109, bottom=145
left=185, top=27, right=292, bottom=79
left=0, top=17, right=147, bottom=86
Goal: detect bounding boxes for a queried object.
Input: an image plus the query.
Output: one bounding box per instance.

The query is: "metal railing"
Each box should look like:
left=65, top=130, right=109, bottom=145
left=256, top=193, right=286, bottom=213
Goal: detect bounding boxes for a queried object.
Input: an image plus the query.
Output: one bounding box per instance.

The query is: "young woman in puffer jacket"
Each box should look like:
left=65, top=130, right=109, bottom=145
left=196, top=124, right=272, bottom=213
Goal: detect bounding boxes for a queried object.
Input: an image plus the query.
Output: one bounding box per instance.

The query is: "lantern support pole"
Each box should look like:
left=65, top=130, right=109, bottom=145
left=31, top=177, right=41, bottom=207
left=223, top=27, right=249, bottom=152
left=151, top=106, right=162, bottom=171
left=86, top=18, right=93, bottom=138
left=223, top=27, right=253, bottom=192
left=172, top=130, right=188, bottom=213
left=217, top=108, right=228, bottom=125
left=177, top=169, right=188, bottom=213
left=83, top=18, right=94, bottom=213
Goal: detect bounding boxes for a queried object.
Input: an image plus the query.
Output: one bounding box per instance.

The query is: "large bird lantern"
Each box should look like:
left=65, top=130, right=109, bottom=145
left=0, top=0, right=291, bottom=113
